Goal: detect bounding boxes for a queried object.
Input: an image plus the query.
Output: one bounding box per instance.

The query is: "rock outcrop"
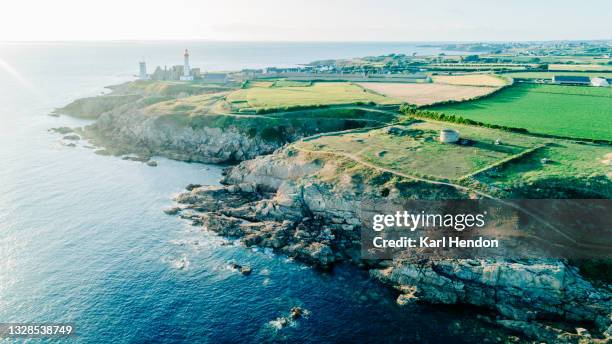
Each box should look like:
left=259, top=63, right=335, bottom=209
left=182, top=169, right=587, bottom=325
left=85, top=105, right=281, bottom=163
left=172, top=147, right=612, bottom=342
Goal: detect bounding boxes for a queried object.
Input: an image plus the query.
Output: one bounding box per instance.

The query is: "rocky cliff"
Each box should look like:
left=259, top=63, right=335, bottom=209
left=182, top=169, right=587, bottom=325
left=85, top=104, right=281, bottom=163
left=172, top=148, right=612, bottom=343
left=59, top=91, right=377, bottom=163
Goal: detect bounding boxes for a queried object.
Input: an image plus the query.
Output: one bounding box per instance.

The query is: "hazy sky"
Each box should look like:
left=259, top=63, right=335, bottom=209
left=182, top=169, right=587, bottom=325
left=1, top=0, right=610, bottom=42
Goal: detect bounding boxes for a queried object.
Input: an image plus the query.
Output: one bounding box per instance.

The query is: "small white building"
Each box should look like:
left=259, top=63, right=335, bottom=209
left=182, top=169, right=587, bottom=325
left=440, top=129, right=460, bottom=143
left=591, top=77, right=610, bottom=87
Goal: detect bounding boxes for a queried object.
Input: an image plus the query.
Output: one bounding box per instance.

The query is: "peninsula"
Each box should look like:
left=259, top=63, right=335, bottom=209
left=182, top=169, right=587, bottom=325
left=54, top=44, right=612, bottom=343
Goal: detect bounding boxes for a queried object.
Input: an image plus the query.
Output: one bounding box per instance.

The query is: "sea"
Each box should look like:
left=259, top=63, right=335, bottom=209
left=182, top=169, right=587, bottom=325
left=0, top=41, right=506, bottom=343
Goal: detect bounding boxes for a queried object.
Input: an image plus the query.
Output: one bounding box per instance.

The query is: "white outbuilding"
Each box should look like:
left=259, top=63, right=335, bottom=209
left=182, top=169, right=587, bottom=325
left=440, top=129, right=460, bottom=143
left=591, top=77, right=610, bottom=87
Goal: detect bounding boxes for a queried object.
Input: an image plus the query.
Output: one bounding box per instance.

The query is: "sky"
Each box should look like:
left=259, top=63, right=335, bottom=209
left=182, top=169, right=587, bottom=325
left=0, top=0, right=610, bottom=42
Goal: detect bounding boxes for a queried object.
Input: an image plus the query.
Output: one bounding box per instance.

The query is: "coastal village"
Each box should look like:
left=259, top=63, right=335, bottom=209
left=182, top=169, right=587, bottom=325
left=138, top=46, right=612, bottom=87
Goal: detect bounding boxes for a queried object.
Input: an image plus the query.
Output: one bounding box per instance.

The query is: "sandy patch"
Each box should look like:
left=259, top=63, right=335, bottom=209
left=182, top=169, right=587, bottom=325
left=432, top=74, right=507, bottom=87
left=358, top=82, right=498, bottom=106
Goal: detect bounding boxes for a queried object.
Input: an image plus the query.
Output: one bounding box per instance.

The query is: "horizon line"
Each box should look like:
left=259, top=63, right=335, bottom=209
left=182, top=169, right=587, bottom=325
left=1, top=38, right=611, bottom=44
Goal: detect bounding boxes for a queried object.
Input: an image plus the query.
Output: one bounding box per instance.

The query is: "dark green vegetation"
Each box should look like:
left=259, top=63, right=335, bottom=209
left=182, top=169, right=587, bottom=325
left=428, top=84, right=612, bottom=141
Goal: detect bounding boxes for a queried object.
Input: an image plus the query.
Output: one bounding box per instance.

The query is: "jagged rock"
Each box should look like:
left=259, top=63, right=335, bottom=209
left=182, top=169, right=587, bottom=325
left=84, top=104, right=282, bottom=164
left=62, top=134, right=81, bottom=141
left=185, top=183, right=202, bottom=191
left=239, top=266, right=252, bottom=275
left=163, top=206, right=181, bottom=215
left=50, top=127, right=74, bottom=134
left=122, top=155, right=148, bottom=162
left=146, top=160, right=158, bottom=167
left=169, top=147, right=612, bottom=342
left=290, top=307, right=303, bottom=320
left=229, top=262, right=252, bottom=276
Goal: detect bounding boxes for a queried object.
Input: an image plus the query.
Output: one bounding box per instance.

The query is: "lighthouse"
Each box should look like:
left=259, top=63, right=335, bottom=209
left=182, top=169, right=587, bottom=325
left=180, top=49, right=194, bottom=81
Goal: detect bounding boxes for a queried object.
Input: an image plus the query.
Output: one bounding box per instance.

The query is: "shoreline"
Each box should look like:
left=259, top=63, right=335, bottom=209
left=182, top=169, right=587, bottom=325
left=51, top=78, right=612, bottom=343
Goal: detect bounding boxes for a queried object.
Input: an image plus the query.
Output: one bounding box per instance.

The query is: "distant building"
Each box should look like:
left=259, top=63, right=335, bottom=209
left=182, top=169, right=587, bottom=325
left=202, top=72, right=229, bottom=83
left=151, top=66, right=167, bottom=80
left=552, top=75, right=591, bottom=85
left=190, top=68, right=201, bottom=79
left=139, top=61, right=148, bottom=80
left=171, top=65, right=184, bottom=80
left=591, top=77, right=610, bottom=87
left=180, top=49, right=194, bottom=81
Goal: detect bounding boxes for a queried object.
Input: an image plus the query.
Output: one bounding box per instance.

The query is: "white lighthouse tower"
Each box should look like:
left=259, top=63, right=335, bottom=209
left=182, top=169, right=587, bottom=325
left=180, top=49, right=194, bottom=81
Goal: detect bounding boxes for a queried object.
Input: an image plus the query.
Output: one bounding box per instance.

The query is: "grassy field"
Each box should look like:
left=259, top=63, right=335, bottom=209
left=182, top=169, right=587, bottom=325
left=146, top=93, right=230, bottom=116
left=110, top=80, right=232, bottom=96
left=475, top=140, right=611, bottom=191
left=226, top=82, right=399, bottom=111
left=295, top=120, right=611, bottom=197
left=296, top=122, right=545, bottom=180
left=272, top=80, right=313, bottom=87
left=549, top=64, right=612, bottom=72
left=427, top=64, right=528, bottom=71
left=502, top=71, right=612, bottom=79
left=358, top=83, right=499, bottom=106
left=429, top=84, right=612, bottom=141
left=432, top=74, right=509, bottom=86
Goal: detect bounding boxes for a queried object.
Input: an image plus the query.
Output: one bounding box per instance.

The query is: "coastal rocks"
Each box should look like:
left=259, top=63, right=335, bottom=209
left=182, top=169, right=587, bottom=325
left=185, top=183, right=202, bottom=191
left=171, top=147, right=612, bottom=341
left=121, top=155, right=149, bottom=162
left=492, top=320, right=596, bottom=344
left=50, top=127, right=74, bottom=135
left=371, top=259, right=612, bottom=342
left=163, top=206, right=182, bottom=215
left=94, top=149, right=111, bottom=156
left=240, top=266, right=252, bottom=275
left=62, top=134, right=81, bottom=141
left=395, top=285, right=418, bottom=306
left=289, top=307, right=304, bottom=320
left=268, top=307, right=310, bottom=330
left=172, top=182, right=350, bottom=269
left=120, top=154, right=157, bottom=166
left=229, top=262, right=252, bottom=275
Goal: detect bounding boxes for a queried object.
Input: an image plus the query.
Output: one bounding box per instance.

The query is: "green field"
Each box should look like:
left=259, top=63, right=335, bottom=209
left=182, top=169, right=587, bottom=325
left=503, top=71, right=612, bottom=79
left=296, top=122, right=545, bottom=181
left=227, top=82, right=399, bottom=111
left=429, top=84, right=612, bottom=141
left=295, top=121, right=612, bottom=197
left=272, top=80, right=313, bottom=87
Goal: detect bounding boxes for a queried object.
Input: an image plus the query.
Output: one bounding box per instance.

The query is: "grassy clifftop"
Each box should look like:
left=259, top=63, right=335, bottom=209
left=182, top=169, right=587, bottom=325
left=295, top=121, right=612, bottom=198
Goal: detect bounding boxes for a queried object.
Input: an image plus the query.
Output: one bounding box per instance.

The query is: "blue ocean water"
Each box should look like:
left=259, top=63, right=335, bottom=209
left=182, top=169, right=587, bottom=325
left=0, top=42, right=502, bottom=343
